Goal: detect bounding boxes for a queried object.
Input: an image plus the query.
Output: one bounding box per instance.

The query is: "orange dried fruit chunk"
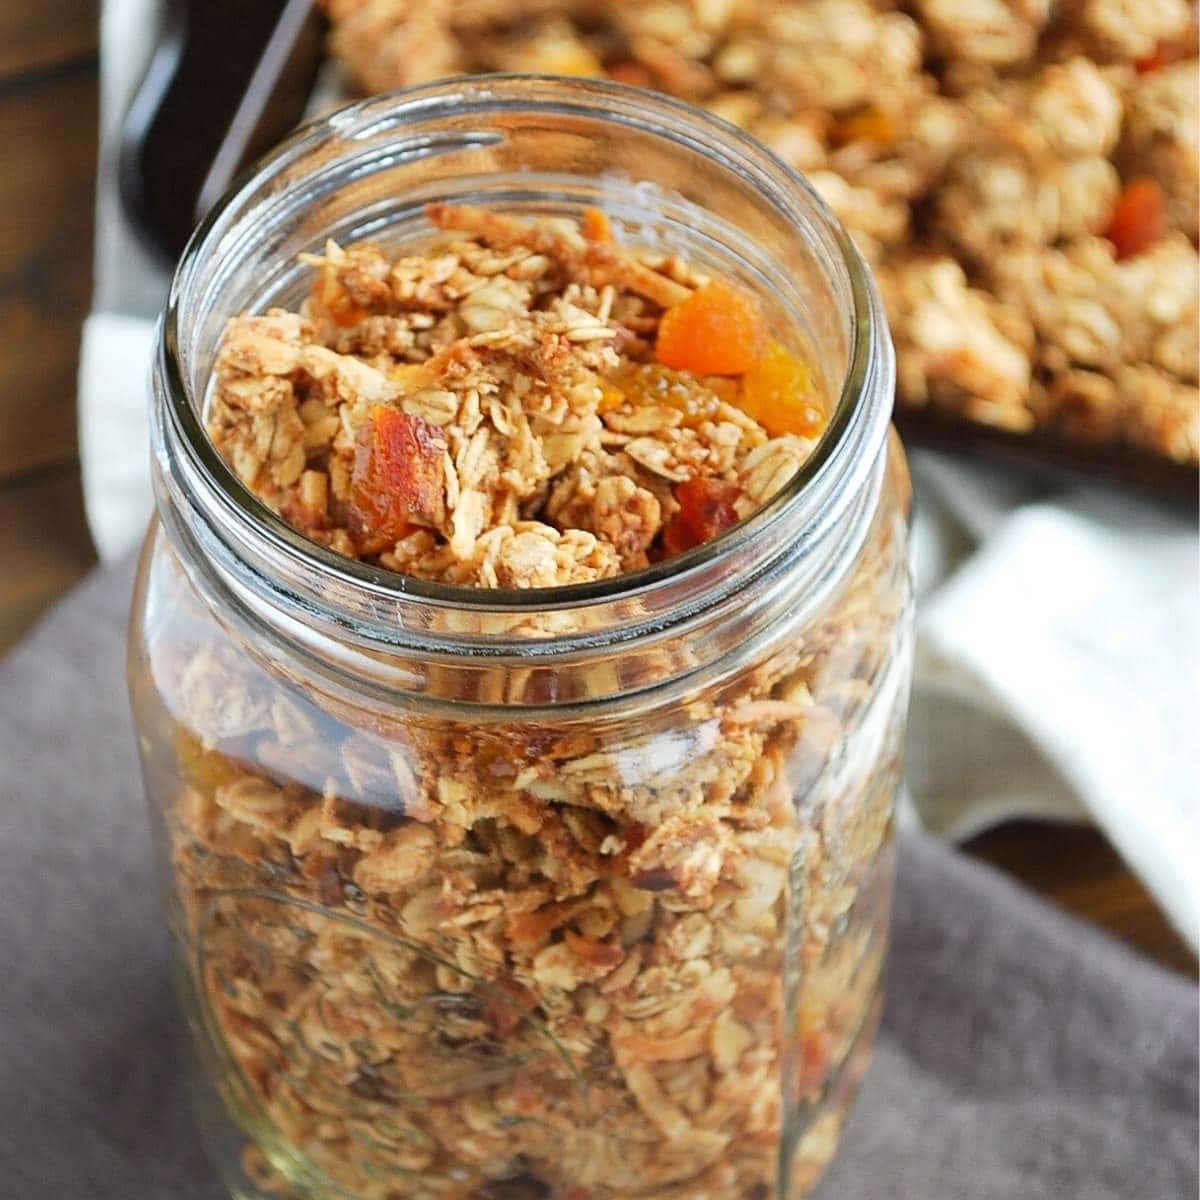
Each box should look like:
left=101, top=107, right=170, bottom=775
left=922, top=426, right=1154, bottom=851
left=609, top=362, right=723, bottom=428
left=1136, top=33, right=1196, bottom=72
left=738, top=341, right=825, bottom=438
left=1104, top=178, right=1166, bottom=260
left=598, top=379, right=627, bottom=413
left=661, top=476, right=742, bottom=556
left=832, top=106, right=897, bottom=147
left=607, top=62, right=654, bottom=88
left=349, top=405, right=445, bottom=542
left=655, top=278, right=765, bottom=376
left=582, top=207, right=613, bottom=243
left=312, top=267, right=368, bottom=328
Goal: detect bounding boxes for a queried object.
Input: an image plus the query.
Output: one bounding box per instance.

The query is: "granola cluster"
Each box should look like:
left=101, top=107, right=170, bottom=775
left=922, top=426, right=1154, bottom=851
left=321, top=0, right=1200, bottom=465
left=207, top=204, right=825, bottom=585
left=147, top=207, right=913, bottom=1197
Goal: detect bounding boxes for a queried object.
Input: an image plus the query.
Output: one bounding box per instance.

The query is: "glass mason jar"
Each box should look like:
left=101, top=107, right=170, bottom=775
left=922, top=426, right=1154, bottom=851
left=129, top=77, right=912, bottom=1200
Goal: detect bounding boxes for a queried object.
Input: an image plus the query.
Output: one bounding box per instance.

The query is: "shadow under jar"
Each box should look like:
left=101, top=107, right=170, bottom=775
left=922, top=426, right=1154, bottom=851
left=128, top=77, right=913, bottom=1200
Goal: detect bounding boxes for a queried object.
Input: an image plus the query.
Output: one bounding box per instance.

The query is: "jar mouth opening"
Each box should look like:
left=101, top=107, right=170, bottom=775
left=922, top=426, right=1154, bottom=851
left=161, top=74, right=882, bottom=615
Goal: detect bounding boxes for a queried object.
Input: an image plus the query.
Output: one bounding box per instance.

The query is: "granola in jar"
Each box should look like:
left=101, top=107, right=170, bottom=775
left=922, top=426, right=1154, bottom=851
left=322, top=0, right=1200, bottom=469
left=206, top=203, right=827, bottom=584
left=132, top=81, right=912, bottom=1200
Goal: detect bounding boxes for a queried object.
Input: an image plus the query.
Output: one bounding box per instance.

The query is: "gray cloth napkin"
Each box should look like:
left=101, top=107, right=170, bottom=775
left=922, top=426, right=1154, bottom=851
left=0, top=558, right=1195, bottom=1200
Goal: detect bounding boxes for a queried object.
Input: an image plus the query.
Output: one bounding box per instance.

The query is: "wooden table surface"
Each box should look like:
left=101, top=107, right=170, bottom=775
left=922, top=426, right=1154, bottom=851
left=1, top=5, right=1194, bottom=980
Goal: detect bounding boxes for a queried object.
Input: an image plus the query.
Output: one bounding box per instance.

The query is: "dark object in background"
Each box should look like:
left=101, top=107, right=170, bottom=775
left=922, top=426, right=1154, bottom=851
left=118, top=0, right=323, bottom=262
left=898, top=406, right=1198, bottom=503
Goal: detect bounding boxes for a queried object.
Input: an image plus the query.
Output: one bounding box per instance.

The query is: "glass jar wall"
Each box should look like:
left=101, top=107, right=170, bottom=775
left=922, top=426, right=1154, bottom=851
left=129, top=78, right=913, bottom=1200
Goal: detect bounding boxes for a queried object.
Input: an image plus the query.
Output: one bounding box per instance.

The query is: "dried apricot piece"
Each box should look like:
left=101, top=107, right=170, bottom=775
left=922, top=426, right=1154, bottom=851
left=832, top=106, right=897, bottom=147
left=174, top=729, right=238, bottom=794
left=655, top=278, right=765, bottom=376
left=607, top=62, right=654, bottom=88
left=311, top=267, right=368, bottom=327
left=581, top=207, right=613, bottom=243
left=598, top=379, right=627, bottom=413
left=661, top=476, right=742, bottom=555
left=349, top=405, right=445, bottom=542
left=609, top=362, right=723, bottom=428
left=1104, top=178, right=1166, bottom=260
left=738, top=341, right=825, bottom=437
left=1135, top=33, right=1196, bottom=72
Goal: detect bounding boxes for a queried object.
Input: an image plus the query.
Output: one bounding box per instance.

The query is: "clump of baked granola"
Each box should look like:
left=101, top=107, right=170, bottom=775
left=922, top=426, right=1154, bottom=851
left=208, top=203, right=825, bottom=586
left=319, top=0, right=1200, bottom=467
left=154, top=463, right=908, bottom=1200
left=165, top=201, right=910, bottom=1200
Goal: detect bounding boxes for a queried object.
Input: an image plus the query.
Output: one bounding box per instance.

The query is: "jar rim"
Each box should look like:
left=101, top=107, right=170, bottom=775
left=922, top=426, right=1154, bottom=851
left=159, top=76, right=888, bottom=621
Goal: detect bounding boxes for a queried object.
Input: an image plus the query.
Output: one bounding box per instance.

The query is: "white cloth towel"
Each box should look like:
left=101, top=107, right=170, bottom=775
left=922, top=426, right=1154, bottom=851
left=80, top=0, right=1200, bottom=948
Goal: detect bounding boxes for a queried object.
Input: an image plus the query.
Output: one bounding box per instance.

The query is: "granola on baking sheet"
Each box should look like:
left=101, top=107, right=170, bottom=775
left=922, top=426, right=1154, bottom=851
left=320, top=0, right=1200, bottom=466
left=145, top=203, right=912, bottom=1198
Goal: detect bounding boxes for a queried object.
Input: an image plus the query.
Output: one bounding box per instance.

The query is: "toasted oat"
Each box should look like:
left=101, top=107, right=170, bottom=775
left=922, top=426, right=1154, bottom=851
left=175, top=191, right=910, bottom=1200
left=426, top=202, right=694, bottom=308
left=209, top=204, right=826, bottom=586
left=164, top=489, right=906, bottom=1200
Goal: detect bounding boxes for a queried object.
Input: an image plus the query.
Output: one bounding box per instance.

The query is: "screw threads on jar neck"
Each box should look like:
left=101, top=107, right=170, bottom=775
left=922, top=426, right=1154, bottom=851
left=152, top=76, right=894, bottom=704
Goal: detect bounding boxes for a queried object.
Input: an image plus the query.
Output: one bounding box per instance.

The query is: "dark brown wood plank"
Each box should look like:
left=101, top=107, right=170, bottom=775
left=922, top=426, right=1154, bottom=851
left=0, top=2, right=98, bottom=80
left=0, top=466, right=96, bottom=655
left=0, top=65, right=98, bottom=480
left=965, top=821, right=1197, bottom=977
